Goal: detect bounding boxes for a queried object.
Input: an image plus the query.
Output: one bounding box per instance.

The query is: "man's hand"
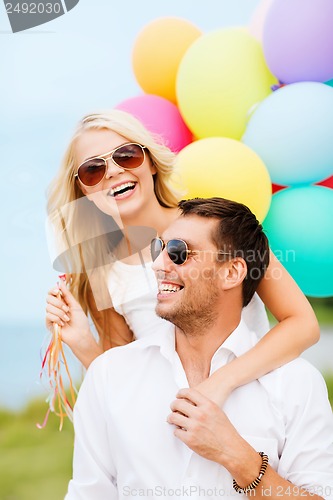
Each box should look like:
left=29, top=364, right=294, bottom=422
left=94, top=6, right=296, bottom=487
left=167, top=388, right=256, bottom=468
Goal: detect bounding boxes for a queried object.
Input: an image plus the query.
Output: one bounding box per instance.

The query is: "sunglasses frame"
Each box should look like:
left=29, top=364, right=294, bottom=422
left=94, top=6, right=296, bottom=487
left=74, top=142, right=147, bottom=188
left=151, top=237, right=232, bottom=266
left=151, top=237, right=197, bottom=266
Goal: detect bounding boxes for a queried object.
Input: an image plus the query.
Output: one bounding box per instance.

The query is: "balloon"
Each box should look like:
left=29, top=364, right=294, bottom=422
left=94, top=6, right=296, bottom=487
left=317, top=175, right=333, bottom=189
left=248, top=0, right=274, bottom=42
left=176, top=28, right=277, bottom=140
left=115, top=95, right=193, bottom=153
left=243, top=82, right=333, bottom=185
left=263, top=0, right=333, bottom=84
left=263, top=186, right=333, bottom=297
left=175, top=137, right=272, bottom=222
left=272, top=184, right=286, bottom=194
left=132, top=17, right=201, bottom=104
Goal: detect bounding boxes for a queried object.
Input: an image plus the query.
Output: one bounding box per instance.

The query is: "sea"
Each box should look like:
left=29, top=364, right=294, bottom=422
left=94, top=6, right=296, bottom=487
left=0, top=323, right=332, bottom=411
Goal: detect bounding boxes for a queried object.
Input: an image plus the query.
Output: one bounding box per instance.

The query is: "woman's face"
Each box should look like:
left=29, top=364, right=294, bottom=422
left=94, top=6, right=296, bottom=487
left=74, top=129, right=157, bottom=222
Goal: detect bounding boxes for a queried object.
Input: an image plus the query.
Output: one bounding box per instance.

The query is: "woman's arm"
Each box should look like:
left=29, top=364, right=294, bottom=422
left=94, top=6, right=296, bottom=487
left=195, top=250, right=320, bottom=406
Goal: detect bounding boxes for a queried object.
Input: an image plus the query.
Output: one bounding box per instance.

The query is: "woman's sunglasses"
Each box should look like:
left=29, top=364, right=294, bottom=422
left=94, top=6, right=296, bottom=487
left=75, top=143, right=147, bottom=187
left=151, top=237, right=231, bottom=266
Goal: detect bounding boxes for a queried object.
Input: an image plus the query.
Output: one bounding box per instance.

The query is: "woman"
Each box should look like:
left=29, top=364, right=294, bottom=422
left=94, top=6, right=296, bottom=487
left=46, top=110, right=319, bottom=405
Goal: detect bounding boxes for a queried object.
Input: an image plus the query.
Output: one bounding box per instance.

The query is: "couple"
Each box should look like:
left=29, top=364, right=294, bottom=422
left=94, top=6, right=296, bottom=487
left=62, top=196, right=333, bottom=499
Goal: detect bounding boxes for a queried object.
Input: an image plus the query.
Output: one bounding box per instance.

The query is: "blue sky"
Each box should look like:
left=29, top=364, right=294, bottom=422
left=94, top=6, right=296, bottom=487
left=0, top=0, right=261, bottom=324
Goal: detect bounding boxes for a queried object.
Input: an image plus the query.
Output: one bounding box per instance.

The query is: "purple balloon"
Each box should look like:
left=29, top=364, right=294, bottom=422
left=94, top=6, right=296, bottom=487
left=263, top=0, right=333, bottom=83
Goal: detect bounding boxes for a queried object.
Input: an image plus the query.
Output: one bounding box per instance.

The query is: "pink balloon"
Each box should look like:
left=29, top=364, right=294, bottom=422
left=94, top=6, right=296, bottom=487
left=115, top=94, right=193, bottom=152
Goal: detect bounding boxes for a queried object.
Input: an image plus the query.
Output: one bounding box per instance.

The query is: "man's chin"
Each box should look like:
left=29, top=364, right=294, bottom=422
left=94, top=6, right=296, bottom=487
left=155, top=304, right=176, bottom=323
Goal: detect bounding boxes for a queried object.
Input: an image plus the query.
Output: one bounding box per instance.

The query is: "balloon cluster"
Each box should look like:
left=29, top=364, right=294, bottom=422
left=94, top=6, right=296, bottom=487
left=247, top=0, right=333, bottom=297
left=116, top=1, right=333, bottom=297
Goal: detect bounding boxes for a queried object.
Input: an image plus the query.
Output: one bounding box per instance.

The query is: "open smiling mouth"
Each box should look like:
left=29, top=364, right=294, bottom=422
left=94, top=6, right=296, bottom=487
left=158, top=283, right=184, bottom=294
left=108, top=182, right=137, bottom=198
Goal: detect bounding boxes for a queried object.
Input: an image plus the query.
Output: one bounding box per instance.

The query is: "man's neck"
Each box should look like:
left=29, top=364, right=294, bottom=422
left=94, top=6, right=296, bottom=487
left=175, top=313, right=241, bottom=387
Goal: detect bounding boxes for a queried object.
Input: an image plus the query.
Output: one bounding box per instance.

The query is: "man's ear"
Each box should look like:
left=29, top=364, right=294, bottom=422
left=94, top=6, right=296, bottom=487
left=221, top=258, right=247, bottom=291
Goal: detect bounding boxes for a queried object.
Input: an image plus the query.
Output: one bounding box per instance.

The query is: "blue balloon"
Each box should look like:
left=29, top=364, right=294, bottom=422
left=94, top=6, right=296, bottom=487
left=263, top=185, right=333, bottom=297
left=243, top=82, right=333, bottom=185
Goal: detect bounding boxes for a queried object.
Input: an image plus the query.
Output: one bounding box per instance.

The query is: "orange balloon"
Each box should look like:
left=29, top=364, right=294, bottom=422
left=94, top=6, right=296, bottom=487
left=132, top=17, right=201, bottom=104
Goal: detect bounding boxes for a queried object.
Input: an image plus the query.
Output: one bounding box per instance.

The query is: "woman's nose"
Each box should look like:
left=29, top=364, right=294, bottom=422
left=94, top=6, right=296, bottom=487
left=105, top=158, right=125, bottom=178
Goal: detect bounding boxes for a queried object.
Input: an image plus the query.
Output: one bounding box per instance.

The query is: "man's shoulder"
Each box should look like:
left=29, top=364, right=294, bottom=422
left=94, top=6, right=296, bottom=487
left=261, top=356, right=325, bottom=388
left=259, top=357, right=329, bottom=413
left=89, top=326, right=174, bottom=374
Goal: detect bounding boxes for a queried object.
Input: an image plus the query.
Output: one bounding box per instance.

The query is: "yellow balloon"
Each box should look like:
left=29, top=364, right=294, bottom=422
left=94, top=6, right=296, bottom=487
left=176, top=28, right=277, bottom=139
left=132, top=17, right=201, bottom=104
left=175, top=137, right=272, bottom=222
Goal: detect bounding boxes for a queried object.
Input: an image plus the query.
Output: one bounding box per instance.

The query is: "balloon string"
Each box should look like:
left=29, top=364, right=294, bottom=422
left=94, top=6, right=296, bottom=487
left=38, top=281, right=77, bottom=430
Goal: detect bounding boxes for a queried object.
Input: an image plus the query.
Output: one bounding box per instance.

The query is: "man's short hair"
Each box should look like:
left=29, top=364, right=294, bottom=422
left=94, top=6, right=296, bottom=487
left=178, top=197, right=270, bottom=307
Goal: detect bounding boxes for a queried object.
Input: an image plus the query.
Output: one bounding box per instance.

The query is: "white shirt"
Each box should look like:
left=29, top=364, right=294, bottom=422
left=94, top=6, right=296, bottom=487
left=67, top=321, right=333, bottom=499
left=108, top=260, right=270, bottom=339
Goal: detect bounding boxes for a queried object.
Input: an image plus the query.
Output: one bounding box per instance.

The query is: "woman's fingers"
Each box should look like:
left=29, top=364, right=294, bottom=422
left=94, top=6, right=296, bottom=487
left=46, top=312, right=65, bottom=328
left=46, top=293, right=69, bottom=312
left=46, top=303, right=70, bottom=323
left=57, top=280, right=78, bottom=308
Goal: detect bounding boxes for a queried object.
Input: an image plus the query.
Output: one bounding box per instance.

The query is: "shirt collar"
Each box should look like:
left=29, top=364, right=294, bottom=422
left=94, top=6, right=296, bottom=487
left=130, top=318, right=257, bottom=362
left=216, top=318, right=257, bottom=358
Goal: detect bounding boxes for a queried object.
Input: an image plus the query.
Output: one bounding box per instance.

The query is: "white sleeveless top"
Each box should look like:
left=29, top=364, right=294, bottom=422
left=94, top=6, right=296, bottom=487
left=108, top=260, right=270, bottom=340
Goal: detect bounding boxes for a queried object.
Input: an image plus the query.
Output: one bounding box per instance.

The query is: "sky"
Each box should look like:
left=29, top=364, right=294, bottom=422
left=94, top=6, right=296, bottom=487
left=0, top=0, right=261, bottom=324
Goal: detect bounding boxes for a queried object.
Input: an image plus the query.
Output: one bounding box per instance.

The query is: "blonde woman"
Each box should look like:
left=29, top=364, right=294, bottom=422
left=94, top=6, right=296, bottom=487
left=46, top=110, right=319, bottom=405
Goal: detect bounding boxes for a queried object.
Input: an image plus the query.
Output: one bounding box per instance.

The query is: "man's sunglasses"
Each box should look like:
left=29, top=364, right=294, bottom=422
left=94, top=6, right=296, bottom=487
left=75, top=143, right=146, bottom=187
left=150, top=237, right=232, bottom=266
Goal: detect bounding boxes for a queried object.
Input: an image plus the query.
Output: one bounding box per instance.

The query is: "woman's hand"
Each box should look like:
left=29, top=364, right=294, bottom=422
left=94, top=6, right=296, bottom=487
left=45, top=280, right=103, bottom=367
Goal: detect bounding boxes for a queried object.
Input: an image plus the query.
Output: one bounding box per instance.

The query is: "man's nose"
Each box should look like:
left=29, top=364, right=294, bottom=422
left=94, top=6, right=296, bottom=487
left=151, top=247, right=173, bottom=273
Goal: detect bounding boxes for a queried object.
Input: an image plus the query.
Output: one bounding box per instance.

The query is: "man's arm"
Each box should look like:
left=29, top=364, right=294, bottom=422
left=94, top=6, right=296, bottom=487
left=66, top=358, right=118, bottom=499
left=168, top=384, right=333, bottom=499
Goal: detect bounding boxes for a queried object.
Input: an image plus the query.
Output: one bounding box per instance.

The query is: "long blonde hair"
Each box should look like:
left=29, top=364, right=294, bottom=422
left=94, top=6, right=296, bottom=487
left=47, top=110, right=182, bottom=346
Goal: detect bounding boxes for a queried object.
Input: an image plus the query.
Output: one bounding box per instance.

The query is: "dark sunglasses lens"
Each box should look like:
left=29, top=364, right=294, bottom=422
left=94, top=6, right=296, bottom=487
left=113, top=144, right=144, bottom=169
left=78, top=159, right=106, bottom=186
left=167, top=240, right=188, bottom=265
left=150, top=238, right=163, bottom=261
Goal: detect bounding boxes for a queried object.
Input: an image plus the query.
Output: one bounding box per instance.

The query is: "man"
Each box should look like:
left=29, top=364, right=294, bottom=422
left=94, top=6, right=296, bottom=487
left=66, top=197, right=333, bottom=499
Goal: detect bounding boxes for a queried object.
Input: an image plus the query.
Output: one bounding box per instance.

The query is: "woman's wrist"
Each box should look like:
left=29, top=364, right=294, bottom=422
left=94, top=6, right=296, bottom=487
left=71, top=332, right=103, bottom=369
left=213, top=361, right=239, bottom=393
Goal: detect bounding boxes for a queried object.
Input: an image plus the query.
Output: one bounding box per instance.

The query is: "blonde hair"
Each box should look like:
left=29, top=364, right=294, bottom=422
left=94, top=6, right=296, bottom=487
left=47, top=110, right=182, bottom=346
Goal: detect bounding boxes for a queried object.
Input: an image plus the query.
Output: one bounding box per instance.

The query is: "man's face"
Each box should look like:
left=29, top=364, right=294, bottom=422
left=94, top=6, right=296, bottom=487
left=152, top=215, right=226, bottom=333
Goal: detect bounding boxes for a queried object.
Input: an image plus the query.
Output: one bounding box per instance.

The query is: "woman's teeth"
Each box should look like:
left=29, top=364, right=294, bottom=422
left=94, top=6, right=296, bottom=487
left=108, top=182, right=136, bottom=197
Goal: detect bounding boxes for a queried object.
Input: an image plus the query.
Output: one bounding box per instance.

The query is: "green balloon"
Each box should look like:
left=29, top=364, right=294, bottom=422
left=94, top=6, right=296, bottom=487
left=263, top=185, right=333, bottom=297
